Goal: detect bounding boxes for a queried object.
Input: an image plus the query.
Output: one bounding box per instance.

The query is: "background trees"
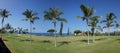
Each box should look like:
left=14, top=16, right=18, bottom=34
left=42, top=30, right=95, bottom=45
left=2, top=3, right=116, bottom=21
left=0, top=9, right=11, bottom=38
left=74, top=30, right=82, bottom=36
left=101, top=13, right=117, bottom=36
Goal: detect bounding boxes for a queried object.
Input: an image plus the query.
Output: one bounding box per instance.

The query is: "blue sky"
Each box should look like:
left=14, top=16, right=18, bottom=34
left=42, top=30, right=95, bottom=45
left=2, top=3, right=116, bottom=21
left=0, top=0, right=120, bottom=33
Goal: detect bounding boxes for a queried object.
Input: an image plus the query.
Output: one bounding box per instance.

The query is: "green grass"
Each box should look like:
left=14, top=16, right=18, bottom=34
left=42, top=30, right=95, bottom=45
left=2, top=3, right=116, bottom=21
left=2, top=34, right=120, bottom=53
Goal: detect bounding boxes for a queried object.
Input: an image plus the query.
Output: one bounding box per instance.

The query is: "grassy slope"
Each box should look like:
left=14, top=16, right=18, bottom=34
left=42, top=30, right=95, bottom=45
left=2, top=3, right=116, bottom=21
left=2, top=34, right=120, bottom=53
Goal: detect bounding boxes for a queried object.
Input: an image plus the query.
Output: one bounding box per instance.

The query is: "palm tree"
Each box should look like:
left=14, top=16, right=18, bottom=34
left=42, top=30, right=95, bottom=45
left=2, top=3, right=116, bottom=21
left=0, top=9, right=11, bottom=38
left=67, top=27, right=70, bottom=35
left=115, top=23, right=120, bottom=36
left=101, top=13, right=117, bottom=37
left=17, top=27, right=22, bottom=34
left=89, top=16, right=101, bottom=42
left=57, top=18, right=67, bottom=36
left=5, top=23, right=12, bottom=33
left=22, top=9, right=39, bottom=44
left=44, top=8, right=63, bottom=47
left=96, top=26, right=103, bottom=34
left=77, top=4, right=95, bottom=44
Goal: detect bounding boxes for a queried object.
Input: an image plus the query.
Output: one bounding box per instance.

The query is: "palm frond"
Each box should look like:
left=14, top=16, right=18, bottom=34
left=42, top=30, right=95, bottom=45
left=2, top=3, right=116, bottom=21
left=80, top=4, right=89, bottom=17
left=57, top=18, right=67, bottom=23
left=103, top=26, right=107, bottom=28
left=21, top=19, right=28, bottom=21
left=100, top=20, right=107, bottom=23
left=89, top=7, right=95, bottom=16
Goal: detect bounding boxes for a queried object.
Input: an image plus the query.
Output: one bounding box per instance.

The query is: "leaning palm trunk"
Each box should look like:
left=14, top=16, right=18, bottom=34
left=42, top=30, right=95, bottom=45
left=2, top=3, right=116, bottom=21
left=54, top=19, right=57, bottom=47
left=59, top=22, right=63, bottom=36
left=0, top=23, right=3, bottom=38
left=30, top=22, right=32, bottom=44
left=0, top=18, right=4, bottom=39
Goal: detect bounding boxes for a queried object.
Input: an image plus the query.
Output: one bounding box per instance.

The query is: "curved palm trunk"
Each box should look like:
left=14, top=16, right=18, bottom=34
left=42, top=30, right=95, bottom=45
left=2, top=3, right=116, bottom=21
left=54, top=19, right=57, bottom=47
left=59, top=22, right=63, bottom=36
left=30, top=22, right=32, bottom=44
left=0, top=18, right=4, bottom=39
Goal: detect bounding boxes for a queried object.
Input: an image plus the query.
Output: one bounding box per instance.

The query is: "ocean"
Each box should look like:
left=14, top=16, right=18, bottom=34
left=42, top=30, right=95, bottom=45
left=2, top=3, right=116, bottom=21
left=30, top=33, right=74, bottom=36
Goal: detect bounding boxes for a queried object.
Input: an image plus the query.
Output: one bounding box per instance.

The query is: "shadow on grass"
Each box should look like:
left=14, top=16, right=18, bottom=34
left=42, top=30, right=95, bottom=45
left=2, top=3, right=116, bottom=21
left=78, top=39, right=93, bottom=43
left=95, top=38, right=107, bottom=41
left=40, top=40, right=51, bottom=43
left=20, top=39, right=34, bottom=42
left=57, top=41, right=71, bottom=47
left=77, top=38, right=107, bottom=43
left=116, top=39, right=120, bottom=43
left=3, top=39, right=8, bottom=41
left=116, top=39, right=120, bottom=41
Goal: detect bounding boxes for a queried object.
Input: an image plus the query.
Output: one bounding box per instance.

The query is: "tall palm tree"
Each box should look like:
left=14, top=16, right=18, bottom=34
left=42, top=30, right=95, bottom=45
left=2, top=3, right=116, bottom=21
left=44, top=8, right=63, bottom=47
left=115, top=23, right=120, bottom=36
left=77, top=4, right=95, bottom=44
left=89, top=16, right=101, bottom=42
left=96, top=26, right=103, bottom=34
left=101, top=13, right=117, bottom=37
left=67, top=27, right=70, bottom=35
left=57, top=18, right=67, bottom=36
left=22, top=9, right=39, bottom=44
left=0, top=9, right=11, bottom=38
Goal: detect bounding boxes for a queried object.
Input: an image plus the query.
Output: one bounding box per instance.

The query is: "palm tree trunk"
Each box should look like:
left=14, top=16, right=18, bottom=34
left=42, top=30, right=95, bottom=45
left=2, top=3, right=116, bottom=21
left=86, top=25, right=90, bottom=44
left=117, top=27, right=118, bottom=36
left=116, top=27, right=119, bottom=36
left=92, top=28, right=95, bottom=43
left=54, top=19, right=57, bottom=47
left=30, top=22, right=32, bottom=44
left=108, top=27, right=110, bottom=38
left=86, top=18, right=90, bottom=44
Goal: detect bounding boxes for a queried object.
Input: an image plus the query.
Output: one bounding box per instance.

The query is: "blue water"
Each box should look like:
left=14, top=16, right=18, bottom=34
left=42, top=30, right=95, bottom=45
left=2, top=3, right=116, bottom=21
left=31, top=33, right=74, bottom=36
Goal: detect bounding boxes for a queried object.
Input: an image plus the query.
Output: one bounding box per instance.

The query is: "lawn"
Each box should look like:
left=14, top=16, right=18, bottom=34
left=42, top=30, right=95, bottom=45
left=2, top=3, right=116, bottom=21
left=2, top=34, right=120, bottom=53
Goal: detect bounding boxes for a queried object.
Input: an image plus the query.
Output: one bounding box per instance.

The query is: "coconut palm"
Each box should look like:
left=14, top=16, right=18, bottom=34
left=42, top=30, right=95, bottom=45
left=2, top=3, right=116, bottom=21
left=77, top=4, right=95, bottom=44
left=114, top=23, right=120, bottom=36
left=57, top=18, right=67, bottom=36
left=96, top=26, right=103, bottom=33
left=22, top=9, right=39, bottom=44
left=0, top=9, right=11, bottom=38
left=89, top=16, right=102, bottom=42
left=101, top=13, right=117, bottom=37
left=5, top=23, right=12, bottom=30
left=17, top=27, right=22, bottom=34
left=5, top=23, right=12, bottom=33
left=44, top=8, right=63, bottom=47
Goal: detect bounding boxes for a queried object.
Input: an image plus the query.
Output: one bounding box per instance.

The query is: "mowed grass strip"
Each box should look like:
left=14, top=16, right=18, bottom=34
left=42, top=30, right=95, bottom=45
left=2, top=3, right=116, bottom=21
left=2, top=34, right=120, bottom=53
